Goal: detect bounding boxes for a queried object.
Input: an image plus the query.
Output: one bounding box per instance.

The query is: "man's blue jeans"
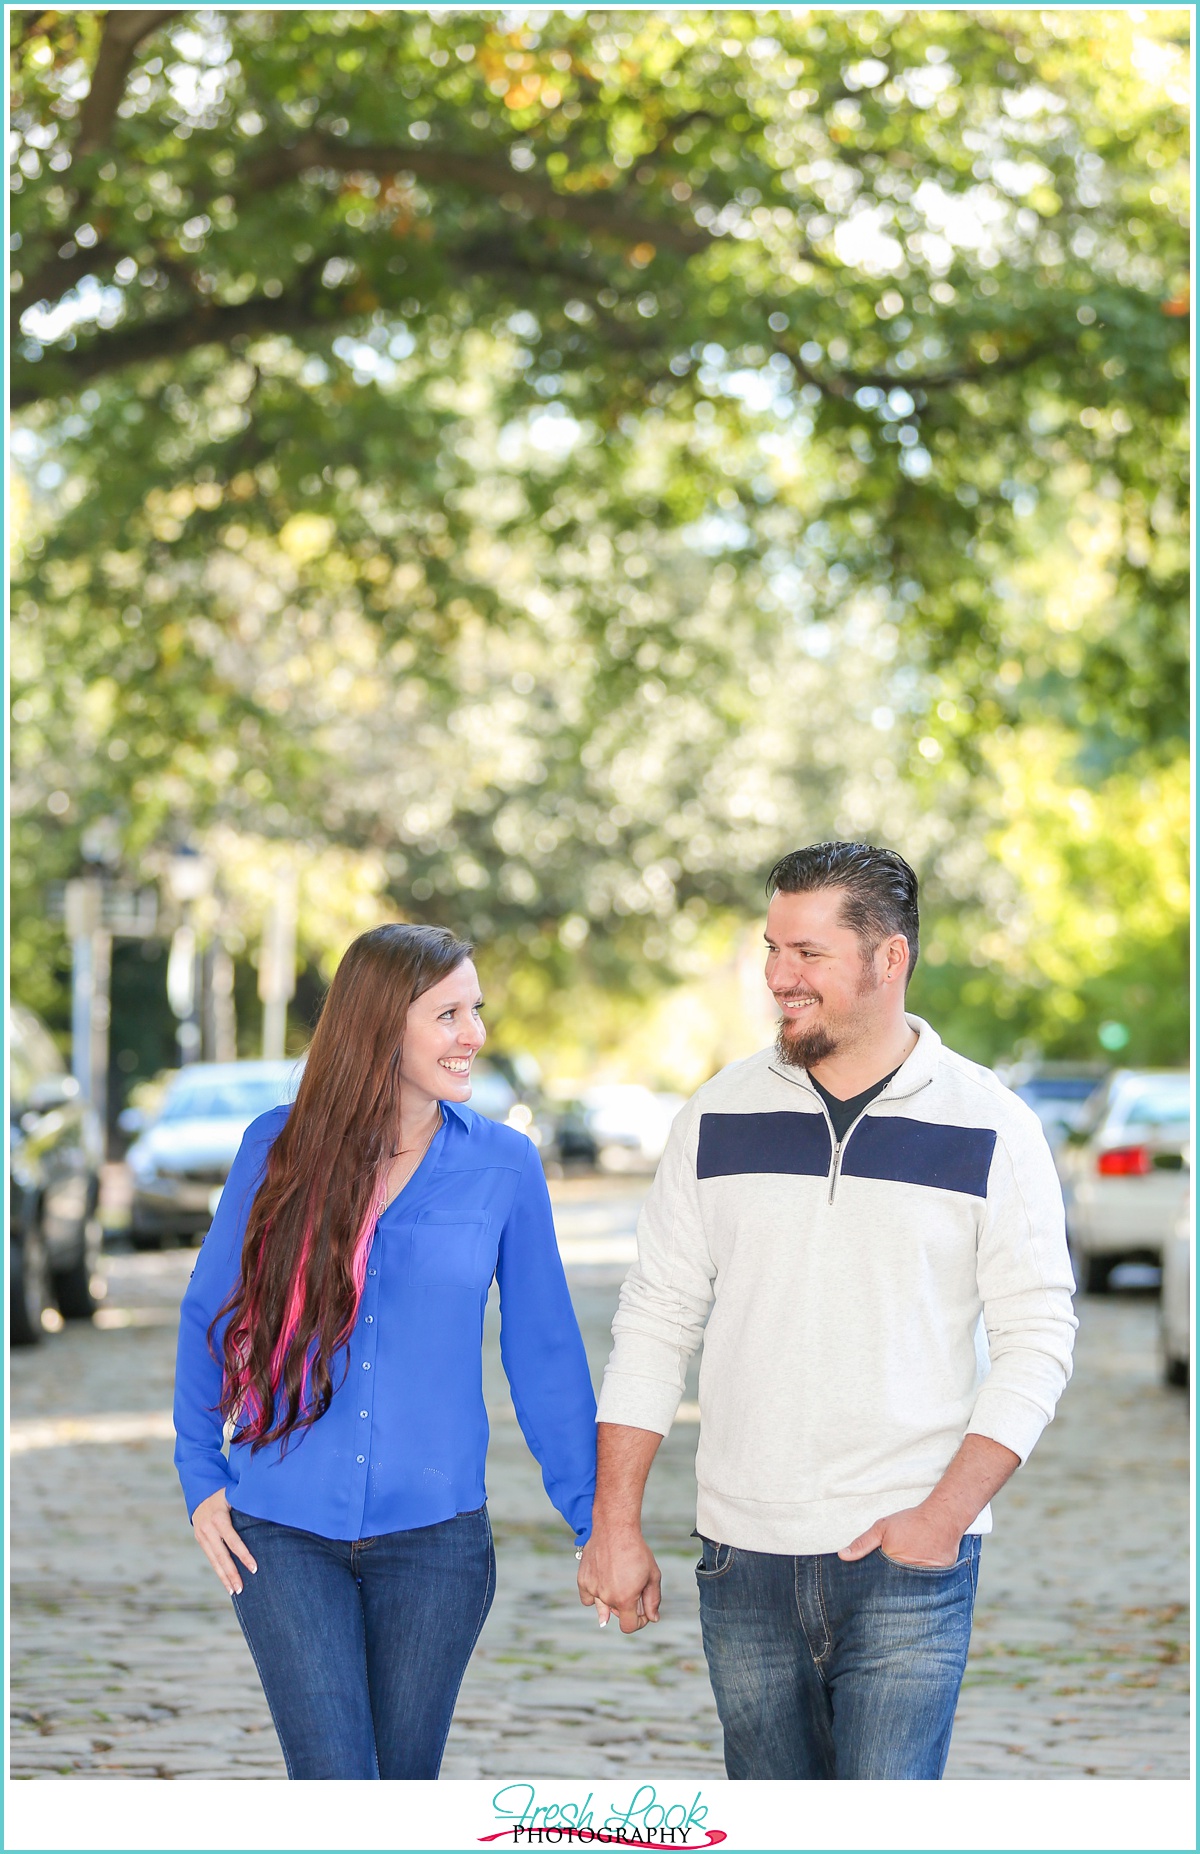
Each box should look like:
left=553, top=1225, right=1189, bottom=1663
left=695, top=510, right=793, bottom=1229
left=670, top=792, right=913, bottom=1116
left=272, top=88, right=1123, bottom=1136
left=696, top=1532, right=981, bottom=1779
left=230, top=1503, right=495, bottom=1779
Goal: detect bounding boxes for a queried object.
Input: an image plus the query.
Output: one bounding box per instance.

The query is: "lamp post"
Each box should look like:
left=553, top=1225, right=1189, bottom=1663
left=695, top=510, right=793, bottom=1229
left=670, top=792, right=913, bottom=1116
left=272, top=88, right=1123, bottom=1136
left=58, top=820, right=158, bottom=1154
left=259, top=866, right=298, bottom=1061
left=64, top=819, right=121, bottom=1134
left=65, top=870, right=110, bottom=1119
left=166, top=847, right=214, bottom=1068
left=205, top=941, right=238, bottom=1064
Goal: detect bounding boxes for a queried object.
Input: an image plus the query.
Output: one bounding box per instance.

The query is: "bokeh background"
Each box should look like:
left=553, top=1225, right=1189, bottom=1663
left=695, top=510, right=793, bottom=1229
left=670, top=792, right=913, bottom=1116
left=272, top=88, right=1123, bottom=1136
left=9, top=5, right=1189, bottom=1109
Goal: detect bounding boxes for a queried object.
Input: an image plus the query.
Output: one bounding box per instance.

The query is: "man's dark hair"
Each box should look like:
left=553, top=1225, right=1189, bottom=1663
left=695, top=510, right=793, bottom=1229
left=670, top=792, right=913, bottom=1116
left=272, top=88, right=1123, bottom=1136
left=765, top=842, right=920, bottom=982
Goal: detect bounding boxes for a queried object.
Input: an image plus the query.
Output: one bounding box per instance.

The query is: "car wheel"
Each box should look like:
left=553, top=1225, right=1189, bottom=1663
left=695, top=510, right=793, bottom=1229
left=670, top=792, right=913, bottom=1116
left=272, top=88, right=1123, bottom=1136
left=11, top=1219, right=49, bottom=1347
left=52, top=1216, right=103, bottom=1321
left=1164, top=1352, right=1189, bottom=1390
left=1084, top=1253, right=1113, bottom=1295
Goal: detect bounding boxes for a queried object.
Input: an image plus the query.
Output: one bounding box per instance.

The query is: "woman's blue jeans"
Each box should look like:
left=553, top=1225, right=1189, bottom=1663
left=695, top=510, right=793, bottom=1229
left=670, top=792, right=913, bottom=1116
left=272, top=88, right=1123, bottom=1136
left=696, top=1532, right=981, bottom=1780
left=229, top=1503, right=495, bottom=1779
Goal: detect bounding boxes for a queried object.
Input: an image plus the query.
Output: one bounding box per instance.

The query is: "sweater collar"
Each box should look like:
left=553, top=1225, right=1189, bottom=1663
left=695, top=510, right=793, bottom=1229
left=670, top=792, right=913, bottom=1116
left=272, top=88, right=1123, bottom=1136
left=767, top=1012, right=940, bottom=1105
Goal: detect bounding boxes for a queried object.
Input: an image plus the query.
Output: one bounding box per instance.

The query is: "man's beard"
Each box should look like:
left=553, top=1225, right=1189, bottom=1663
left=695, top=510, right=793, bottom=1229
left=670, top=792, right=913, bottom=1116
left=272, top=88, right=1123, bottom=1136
left=774, top=967, right=880, bottom=1070
left=775, top=1010, right=838, bottom=1070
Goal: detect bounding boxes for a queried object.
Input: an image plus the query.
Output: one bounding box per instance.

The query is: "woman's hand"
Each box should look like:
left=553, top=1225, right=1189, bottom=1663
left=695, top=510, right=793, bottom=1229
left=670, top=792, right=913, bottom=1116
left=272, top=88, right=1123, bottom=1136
left=191, top=1488, right=258, bottom=1595
left=578, top=1527, right=661, bottom=1632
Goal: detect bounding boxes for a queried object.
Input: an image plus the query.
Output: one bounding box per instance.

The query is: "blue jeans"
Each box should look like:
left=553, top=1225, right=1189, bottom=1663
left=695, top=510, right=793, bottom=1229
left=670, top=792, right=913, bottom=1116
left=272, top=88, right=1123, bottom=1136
left=230, top=1503, right=495, bottom=1779
left=696, top=1532, right=981, bottom=1779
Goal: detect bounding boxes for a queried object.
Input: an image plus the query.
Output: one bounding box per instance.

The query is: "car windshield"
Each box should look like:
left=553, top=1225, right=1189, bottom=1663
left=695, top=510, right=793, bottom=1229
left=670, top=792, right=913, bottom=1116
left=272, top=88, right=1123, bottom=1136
left=1015, top=1079, right=1102, bottom=1135
left=1017, top=1079, right=1103, bottom=1104
left=159, top=1076, right=297, bottom=1121
left=1112, top=1077, right=1191, bottom=1132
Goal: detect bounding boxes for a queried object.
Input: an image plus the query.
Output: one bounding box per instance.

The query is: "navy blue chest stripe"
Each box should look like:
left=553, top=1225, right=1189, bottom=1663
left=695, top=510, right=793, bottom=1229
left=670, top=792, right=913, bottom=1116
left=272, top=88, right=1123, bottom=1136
left=698, top=1112, right=830, bottom=1180
left=697, top=1110, right=996, bottom=1197
left=841, top=1116, right=996, bottom=1198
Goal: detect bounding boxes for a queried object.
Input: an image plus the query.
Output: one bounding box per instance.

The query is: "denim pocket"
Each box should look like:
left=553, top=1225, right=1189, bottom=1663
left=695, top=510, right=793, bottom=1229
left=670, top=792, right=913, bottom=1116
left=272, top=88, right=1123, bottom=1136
left=878, top=1546, right=968, bottom=1574
left=695, top=1537, right=736, bottom=1578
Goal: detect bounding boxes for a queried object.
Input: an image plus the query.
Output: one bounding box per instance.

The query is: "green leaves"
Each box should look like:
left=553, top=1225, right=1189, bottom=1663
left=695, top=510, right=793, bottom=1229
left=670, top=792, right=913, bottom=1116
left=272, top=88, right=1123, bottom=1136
left=10, top=8, right=1189, bottom=1063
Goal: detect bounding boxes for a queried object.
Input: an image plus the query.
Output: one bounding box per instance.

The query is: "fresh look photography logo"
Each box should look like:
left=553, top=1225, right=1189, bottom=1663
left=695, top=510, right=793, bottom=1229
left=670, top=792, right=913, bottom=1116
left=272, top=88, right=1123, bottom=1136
left=479, top=1785, right=727, bottom=1848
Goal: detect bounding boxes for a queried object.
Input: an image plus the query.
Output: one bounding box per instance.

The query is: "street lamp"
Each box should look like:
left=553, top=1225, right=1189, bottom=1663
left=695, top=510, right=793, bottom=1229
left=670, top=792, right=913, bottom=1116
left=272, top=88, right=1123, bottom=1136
left=60, top=817, right=157, bottom=1153
left=259, top=866, right=298, bottom=1061
left=65, top=822, right=120, bottom=1126
left=166, top=847, right=214, bottom=1067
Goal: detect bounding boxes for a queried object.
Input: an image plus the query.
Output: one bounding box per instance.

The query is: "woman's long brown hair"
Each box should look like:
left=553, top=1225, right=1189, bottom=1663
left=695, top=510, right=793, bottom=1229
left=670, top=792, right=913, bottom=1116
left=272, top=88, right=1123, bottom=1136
left=212, top=922, right=473, bottom=1452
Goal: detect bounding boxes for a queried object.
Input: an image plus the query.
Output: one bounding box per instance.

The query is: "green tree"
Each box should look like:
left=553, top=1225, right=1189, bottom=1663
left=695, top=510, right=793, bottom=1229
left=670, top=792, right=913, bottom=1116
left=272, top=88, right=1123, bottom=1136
left=10, top=9, right=1189, bottom=1065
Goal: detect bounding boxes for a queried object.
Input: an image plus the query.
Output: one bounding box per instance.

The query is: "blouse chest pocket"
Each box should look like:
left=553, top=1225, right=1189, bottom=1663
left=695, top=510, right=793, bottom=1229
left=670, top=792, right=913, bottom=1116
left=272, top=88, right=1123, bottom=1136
left=410, top=1218, right=493, bottom=1289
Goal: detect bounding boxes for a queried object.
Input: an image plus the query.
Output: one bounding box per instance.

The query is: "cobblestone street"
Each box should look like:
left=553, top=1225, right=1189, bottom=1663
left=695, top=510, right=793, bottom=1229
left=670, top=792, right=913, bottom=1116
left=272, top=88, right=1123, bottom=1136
left=9, top=1176, right=1191, bottom=1781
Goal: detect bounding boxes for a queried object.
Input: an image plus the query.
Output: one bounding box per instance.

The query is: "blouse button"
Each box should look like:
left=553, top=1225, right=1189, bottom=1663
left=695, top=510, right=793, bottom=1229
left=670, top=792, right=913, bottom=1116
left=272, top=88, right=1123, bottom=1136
left=356, top=1455, right=365, bottom=1464
left=368, top=1268, right=377, bottom=1277
left=365, top=1315, right=374, bottom=1324
left=360, top=1410, right=368, bottom=1419
left=362, top=1362, right=371, bottom=1371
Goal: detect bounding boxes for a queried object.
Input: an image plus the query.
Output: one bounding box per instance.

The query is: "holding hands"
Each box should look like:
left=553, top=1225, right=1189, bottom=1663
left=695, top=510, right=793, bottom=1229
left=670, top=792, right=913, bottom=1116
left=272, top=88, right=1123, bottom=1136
left=577, top=1527, right=661, bottom=1633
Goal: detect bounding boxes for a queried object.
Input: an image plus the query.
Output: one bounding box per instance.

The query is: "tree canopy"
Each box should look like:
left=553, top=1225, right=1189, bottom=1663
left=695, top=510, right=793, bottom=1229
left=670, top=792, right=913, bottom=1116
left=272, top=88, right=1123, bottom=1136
left=10, top=8, right=1190, bottom=1072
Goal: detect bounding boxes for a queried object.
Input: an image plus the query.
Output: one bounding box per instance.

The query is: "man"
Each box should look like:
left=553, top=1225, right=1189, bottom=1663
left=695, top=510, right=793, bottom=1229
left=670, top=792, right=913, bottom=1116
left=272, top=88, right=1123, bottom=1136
left=578, top=841, right=1076, bottom=1780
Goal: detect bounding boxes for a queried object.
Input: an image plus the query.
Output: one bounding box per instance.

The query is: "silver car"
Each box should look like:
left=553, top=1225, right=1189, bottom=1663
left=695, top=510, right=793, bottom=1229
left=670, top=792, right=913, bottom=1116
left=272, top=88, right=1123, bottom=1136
left=1058, top=1069, right=1191, bottom=1294
left=124, top=1061, right=302, bottom=1247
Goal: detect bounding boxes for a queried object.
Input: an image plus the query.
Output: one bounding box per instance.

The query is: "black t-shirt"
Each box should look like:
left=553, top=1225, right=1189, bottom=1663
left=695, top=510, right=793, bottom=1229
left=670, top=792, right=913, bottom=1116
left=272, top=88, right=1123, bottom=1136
left=809, top=1067, right=900, bottom=1146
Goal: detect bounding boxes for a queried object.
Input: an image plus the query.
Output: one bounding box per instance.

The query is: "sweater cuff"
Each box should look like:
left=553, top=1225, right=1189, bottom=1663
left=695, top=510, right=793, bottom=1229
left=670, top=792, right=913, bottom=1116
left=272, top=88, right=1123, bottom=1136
left=966, top=1385, right=1051, bottom=1464
left=595, top=1370, right=683, bottom=1438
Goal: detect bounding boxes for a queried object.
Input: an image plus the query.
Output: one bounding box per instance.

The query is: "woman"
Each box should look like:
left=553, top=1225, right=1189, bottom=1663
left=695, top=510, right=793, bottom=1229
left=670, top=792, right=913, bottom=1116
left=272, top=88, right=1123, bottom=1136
left=173, top=924, right=597, bottom=1780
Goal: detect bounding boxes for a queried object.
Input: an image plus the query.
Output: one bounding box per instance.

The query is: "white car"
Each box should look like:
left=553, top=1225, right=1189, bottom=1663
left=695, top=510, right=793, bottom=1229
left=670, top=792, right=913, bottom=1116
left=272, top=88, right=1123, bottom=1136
left=1161, top=1205, right=1191, bottom=1389
left=123, top=1060, right=302, bottom=1246
left=1058, top=1069, right=1191, bottom=1294
left=582, top=1085, right=686, bottom=1169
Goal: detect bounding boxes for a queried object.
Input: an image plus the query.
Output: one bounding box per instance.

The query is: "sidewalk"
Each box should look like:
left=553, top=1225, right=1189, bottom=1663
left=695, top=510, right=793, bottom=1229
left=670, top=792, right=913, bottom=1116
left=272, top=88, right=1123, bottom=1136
left=9, top=1181, right=1190, bottom=1779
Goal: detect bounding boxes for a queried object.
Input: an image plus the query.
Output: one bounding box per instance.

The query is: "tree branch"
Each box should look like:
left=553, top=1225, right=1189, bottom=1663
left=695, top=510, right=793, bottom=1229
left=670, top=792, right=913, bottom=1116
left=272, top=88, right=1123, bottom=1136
left=245, top=134, right=714, bottom=256
left=10, top=223, right=1053, bottom=410
left=11, top=295, right=311, bottom=407
left=13, top=240, right=124, bottom=320
left=15, top=12, right=182, bottom=316
left=772, top=333, right=1056, bottom=400
left=76, top=10, right=183, bottom=155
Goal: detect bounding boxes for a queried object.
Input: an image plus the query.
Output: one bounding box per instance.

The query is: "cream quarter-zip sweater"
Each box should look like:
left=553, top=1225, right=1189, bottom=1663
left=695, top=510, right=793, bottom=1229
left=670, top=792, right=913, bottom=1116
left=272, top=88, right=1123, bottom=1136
left=596, top=1016, right=1077, bottom=1555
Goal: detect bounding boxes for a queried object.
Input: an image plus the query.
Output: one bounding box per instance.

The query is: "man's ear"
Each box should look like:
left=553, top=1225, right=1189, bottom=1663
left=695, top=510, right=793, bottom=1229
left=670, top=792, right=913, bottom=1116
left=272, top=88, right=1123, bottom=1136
left=882, top=935, right=910, bottom=985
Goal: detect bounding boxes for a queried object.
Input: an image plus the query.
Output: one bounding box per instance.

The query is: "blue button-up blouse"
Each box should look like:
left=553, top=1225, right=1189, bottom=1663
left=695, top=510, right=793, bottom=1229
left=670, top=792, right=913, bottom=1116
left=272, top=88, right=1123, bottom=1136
left=173, top=1101, right=597, bottom=1545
